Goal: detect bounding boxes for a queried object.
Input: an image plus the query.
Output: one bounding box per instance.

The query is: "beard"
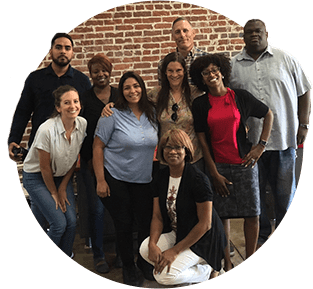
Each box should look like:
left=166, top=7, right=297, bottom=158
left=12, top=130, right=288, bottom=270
left=52, top=55, right=71, bottom=67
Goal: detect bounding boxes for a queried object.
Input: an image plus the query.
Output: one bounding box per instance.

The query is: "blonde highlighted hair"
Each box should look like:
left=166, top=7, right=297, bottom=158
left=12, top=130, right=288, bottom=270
left=158, top=129, right=194, bottom=163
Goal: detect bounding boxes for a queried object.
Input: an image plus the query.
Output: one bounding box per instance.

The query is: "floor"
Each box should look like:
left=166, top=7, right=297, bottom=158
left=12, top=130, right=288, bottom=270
left=72, top=218, right=259, bottom=288
left=20, top=181, right=273, bottom=287
left=18, top=155, right=288, bottom=289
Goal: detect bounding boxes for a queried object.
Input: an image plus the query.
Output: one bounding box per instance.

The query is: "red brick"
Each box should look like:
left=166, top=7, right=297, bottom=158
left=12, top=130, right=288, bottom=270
left=116, top=25, right=134, bottom=31
left=135, top=24, right=153, bottom=30
left=114, top=63, right=132, bottom=71
left=143, top=43, right=160, bottom=49
left=85, top=20, right=104, bottom=26
left=144, top=30, right=162, bottom=36
left=142, top=56, right=159, bottom=62
left=85, top=33, right=104, bottom=39
left=134, top=63, right=151, bottom=69
left=134, top=11, right=151, bottom=17
left=114, top=12, right=133, bottom=18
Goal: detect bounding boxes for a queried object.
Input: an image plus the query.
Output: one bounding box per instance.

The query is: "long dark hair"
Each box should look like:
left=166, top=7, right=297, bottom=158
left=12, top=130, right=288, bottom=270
left=156, top=52, right=192, bottom=120
left=115, top=71, right=157, bottom=127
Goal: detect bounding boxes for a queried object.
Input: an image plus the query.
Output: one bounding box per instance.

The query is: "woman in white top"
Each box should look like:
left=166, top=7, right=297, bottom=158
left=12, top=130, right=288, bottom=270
left=23, top=85, right=87, bottom=256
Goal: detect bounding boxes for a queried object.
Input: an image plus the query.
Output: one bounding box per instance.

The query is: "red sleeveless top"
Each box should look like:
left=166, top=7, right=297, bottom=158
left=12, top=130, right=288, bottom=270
left=207, top=88, right=243, bottom=164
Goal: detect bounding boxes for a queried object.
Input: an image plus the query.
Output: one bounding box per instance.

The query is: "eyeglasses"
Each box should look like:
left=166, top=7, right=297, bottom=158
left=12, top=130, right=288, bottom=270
left=164, top=145, right=185, bottom=152
left=201, top=67, right=220, bottom=77
left=171, top=103, right=178, bottom=122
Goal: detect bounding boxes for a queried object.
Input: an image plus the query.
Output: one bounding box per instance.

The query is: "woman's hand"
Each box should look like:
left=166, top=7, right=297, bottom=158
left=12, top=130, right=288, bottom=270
left=242, top=144, right=265, bottom=168
left=101, top=102, right=115, bottom=117
left=154, top=248, right=178, bottom=275
left=96, top=180, right=110, bottom=198
left=148, top=243, right=162, bottom=265
left=51, top=193, right=60, bottom=211
left=212, top=173, right=232, bottom=197
left=58, top=188, right=70, bottom=213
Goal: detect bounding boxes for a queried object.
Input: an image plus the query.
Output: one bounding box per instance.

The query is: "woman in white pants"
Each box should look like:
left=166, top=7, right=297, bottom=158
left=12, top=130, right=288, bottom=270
left=140, top=129, right=227, bottom=285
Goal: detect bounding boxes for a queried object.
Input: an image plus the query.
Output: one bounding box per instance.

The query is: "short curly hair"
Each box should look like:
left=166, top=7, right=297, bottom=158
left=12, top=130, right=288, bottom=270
left=190, top=53, right=232, bottom=93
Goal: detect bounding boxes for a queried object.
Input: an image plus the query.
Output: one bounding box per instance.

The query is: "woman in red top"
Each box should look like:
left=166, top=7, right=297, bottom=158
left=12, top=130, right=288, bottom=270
left=190, top=54, right=274, bottom=271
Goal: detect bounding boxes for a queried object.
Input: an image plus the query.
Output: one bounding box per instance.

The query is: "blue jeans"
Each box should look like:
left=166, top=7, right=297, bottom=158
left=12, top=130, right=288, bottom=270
left=23, top=171, right=76, bottom=256
left=257, top=148, right=296, bottom=244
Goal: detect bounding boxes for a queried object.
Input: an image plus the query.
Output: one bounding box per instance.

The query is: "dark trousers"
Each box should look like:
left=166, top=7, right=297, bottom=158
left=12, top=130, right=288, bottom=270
left=257, top=148, right=296, bottom=244
left=100, top=168, right=153, bottom=268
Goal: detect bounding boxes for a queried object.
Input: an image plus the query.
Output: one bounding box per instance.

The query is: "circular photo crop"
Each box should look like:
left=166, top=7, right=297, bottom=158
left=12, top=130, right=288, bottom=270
left=4, top=1, right=312, bottom=289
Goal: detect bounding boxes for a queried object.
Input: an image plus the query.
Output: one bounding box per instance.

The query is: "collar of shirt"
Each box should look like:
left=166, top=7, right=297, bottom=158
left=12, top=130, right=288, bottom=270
left=55, top=115, right=80, bottom=137
left=45, top=63, right=74, bottom=78
left=237, top=45, right=274, bottom=62
left=175, top=46, right=201, bottom=58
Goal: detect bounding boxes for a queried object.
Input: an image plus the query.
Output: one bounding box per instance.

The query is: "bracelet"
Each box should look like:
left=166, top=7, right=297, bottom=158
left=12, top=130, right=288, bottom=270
left=300, top=123, right=310, bottom=130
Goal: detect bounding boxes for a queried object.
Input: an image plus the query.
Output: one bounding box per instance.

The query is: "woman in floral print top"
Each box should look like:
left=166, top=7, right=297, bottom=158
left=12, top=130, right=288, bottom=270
left=148, top=52, right=204, bottom=169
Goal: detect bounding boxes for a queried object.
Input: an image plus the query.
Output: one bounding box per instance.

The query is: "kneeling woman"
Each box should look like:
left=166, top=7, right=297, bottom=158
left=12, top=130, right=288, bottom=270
left=140, top=129, right=227, bottom=285
left=23, top=85, right=87, bottom=256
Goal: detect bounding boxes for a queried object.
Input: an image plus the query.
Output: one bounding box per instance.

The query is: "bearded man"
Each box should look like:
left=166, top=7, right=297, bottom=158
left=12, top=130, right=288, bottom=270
left=8, top=33, right=91, bottom=161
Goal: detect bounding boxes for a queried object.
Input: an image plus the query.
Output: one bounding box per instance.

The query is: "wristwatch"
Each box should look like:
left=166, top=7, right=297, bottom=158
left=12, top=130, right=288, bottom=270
left=258, top=140, right=268, bottom=147
left=300, top=123, right=310, bottom=129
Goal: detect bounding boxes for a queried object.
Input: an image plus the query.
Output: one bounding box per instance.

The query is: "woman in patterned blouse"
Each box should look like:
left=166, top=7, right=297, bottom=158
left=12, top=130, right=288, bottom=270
left=149, top=52, right=205, bottom=171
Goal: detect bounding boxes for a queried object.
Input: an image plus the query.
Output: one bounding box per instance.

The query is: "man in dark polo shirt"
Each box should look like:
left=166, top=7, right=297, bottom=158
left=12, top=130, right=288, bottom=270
left=8, top=32, right=91, bottom=161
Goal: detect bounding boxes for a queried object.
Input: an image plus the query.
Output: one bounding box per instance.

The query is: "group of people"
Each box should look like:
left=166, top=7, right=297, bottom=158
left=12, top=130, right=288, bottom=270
left=8, top=16, right=311, bottom=287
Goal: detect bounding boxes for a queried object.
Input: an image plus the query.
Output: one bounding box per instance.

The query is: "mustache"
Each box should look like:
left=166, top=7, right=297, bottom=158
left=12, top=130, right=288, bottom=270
left=58, top=55, right=69, bottom=60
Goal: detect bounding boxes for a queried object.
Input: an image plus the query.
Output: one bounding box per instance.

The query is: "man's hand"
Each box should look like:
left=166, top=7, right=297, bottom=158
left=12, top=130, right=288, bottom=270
left=297, top=126, right=309, bottom=145
left=8, top=142, right=23, bottom=162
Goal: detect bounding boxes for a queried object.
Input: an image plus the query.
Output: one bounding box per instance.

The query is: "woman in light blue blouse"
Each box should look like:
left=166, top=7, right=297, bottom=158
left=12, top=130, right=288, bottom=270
left=93, top=71, right=158, bottom=286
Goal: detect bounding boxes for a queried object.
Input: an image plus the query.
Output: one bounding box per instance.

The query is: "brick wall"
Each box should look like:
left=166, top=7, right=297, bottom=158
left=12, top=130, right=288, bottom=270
left=21, top=0, right=245, bottom=147
left=39, top=0, right=244, bottom=87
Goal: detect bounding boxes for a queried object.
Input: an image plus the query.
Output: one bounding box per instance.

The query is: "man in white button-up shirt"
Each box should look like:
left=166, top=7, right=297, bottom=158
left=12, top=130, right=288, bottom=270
left=229, top=19, right=311, bottom=247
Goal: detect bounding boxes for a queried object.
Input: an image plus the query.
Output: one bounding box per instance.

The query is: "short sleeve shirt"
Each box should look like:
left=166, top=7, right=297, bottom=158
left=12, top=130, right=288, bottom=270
left=95, top=108, right=158, bottom=183
left=230, top=46, right=311, bottom=150
left=23, top=115, right=87, bottom=176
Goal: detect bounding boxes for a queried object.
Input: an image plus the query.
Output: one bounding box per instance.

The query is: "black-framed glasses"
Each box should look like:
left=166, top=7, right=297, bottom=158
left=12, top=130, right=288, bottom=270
left=201, top=67, right=220, bottom=77
left=164, top=145, right=185, bottom=152
left=171, top=103, right=178, bottom=122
